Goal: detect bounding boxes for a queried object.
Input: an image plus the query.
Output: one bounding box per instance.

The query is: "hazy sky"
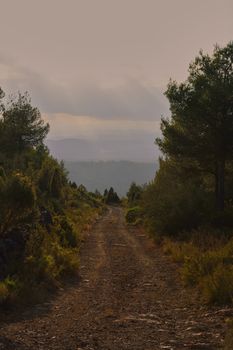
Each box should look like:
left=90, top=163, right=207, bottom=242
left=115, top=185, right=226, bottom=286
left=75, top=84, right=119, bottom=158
left=0, top=0, right=232, bottom=160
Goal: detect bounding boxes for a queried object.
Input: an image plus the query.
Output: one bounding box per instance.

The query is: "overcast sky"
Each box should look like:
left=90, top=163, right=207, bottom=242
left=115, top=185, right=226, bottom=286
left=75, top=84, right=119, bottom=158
left=0, top=0, right=232, bottom=160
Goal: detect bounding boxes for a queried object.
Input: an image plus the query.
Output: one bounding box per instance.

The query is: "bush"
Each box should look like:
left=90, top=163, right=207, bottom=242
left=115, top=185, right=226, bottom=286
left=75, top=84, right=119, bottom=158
left=127, top=182, right=143, bottom=206
left=0, top=277, right=18, bottom=305
left=163, top=239, right=198, bottom=263
left=164, top=233, right=233, bottom=305
left=0, top=173, right=36, bottom=235
left=181, top=252, right=222, bottom=287
left=23, top=225, right=79, bottom=285
left=53, top=244, right=79, bottom=277
left=125, top=206, right=143, bottom=225
left=201, top=265, right=233, bottom=304
left=54, top=215, right=78, bottom=248
left=142, top=160, right=213, bottom=236
left=38, top=158, right=67, bottom=199
left=105, top=187, right=120, bottom=204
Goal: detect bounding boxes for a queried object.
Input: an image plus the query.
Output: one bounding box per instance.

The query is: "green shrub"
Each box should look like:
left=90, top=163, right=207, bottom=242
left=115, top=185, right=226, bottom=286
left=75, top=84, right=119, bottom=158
left=38, top=158, right=67, bottom=199
left=125, top=206, right=142, bottom=225
left=23, top=225, right=79, bottom=285
left=127, top=182, right=143, bottom=206
left=164, top=234, right=233, bottom=305
left=0, top=277, right=18, bottom=305
left=0, top=173, right=36, bottom=235
left=142, top=160, right=213, bottom=236
left=53, top=244, right=79, bottom=276
left=201, top=265, right=233, bottom=304
left=54, top=215, right=78, bottom=247
left=182, top=251, right=223, bottom=286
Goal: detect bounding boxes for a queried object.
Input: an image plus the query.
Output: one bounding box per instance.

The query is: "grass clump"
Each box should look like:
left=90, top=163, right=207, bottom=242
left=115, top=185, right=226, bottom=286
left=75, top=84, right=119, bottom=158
left=154, top=225, right=233, bottom=344
left=201, top=265, right=233, bottom=304
left=163, top=239, right=198, bottom=263
left=164, top=231, right=233, bottom=305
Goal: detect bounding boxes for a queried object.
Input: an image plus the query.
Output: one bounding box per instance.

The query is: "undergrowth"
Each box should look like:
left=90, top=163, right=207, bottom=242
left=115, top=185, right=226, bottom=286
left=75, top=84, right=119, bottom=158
left=0, top=204, right=103, bottom=307
left=162, top=229, right=233, bottom=305
left=125, top=206, right=143, bottom=225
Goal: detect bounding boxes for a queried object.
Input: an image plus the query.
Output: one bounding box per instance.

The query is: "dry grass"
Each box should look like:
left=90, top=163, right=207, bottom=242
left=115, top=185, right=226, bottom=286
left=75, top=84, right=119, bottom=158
left=163, top=230, right=233, bottom=304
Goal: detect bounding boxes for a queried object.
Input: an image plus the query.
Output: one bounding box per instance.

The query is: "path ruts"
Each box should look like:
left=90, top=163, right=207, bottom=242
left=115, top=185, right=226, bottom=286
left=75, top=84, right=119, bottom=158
left=0, top=207, right=231, bottom=349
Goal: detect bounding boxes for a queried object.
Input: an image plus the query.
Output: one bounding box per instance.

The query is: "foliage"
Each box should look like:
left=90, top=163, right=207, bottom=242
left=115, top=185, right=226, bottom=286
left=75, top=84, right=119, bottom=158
left=0, top=87, right=104, bottom=306
left=156, top=42, right=233, bottom=211
left=104, top=187, right=120, bottom=204
left=0, top=277, right=18, bottom=305
left=142, top=159, right=212, bottom=235
left=0, top=92, right=49, bottom=172
left=201, top=265, right=233, bottom=304
left=23, top=225, right=80, bottom=285
left=138, top=42, right=233, bottom=241
left=54, top=215, right=78, bottom=247
left=124, top=43, right=233, bottom=315
left=163, top=239, right=199, bottom=263
left=0, top=173, right=36, bottom=235
left=38, top=157, right=67, bottom=198
left=126, top=182, right=144, bottom=206
left=125, top=206, right=143, bottom=225
left=0, top=93, right=49, bottom=156
left=163, top=232, right=233, bottom=305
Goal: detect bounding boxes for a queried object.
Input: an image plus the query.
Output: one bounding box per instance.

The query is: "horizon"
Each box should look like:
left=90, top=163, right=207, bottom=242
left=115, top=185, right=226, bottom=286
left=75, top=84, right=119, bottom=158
left=45, top=137, right=160, bottom=162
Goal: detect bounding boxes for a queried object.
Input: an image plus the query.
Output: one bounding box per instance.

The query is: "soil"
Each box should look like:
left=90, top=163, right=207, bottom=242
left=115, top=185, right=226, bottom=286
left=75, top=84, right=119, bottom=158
left=0, top=207, right=232, bottom=350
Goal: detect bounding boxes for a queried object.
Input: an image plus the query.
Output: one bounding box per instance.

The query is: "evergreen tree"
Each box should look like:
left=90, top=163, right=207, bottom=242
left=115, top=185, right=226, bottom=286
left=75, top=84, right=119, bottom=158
left=0, top=92, right=49, bottom=156
left=157, top=42, right=233, bottom=211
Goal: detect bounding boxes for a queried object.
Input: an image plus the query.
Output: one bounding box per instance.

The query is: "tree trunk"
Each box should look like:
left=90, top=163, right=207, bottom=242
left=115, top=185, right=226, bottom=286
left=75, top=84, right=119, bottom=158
left=215, top=159, right=225, bottom=211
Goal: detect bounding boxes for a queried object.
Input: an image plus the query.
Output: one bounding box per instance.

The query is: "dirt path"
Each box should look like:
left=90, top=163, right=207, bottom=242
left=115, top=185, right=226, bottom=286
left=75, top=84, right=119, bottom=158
left=0, top=207, right=231, bottom=349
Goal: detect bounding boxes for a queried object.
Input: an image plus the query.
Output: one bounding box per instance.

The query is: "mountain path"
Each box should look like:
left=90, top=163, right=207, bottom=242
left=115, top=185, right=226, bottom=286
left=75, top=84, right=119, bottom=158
left=0, top=207, right=231, bottom=349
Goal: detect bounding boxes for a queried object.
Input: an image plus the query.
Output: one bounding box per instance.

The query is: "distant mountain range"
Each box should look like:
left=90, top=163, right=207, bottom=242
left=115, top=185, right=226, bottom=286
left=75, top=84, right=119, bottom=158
left=46, top=138, right=158, bottom=195
left=64, top=161, right=157, bottom=196
left=46, top=137, right=159, bottom=162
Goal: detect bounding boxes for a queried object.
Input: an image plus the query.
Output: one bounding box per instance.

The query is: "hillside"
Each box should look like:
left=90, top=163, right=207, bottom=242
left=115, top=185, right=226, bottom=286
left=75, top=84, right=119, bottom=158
left=65, top=161, right=157, bottom=196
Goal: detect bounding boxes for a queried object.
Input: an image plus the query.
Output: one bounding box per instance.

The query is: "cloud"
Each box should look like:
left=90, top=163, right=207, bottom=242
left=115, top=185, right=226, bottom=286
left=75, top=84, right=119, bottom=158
left=0, top=59, right=169, bottom=121
left=43, top=113, right=161, bottom=140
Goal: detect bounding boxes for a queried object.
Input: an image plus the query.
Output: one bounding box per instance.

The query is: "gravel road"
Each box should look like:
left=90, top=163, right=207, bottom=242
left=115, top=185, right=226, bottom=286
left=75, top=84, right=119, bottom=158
left=0, top=207, right=231, bottom=349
